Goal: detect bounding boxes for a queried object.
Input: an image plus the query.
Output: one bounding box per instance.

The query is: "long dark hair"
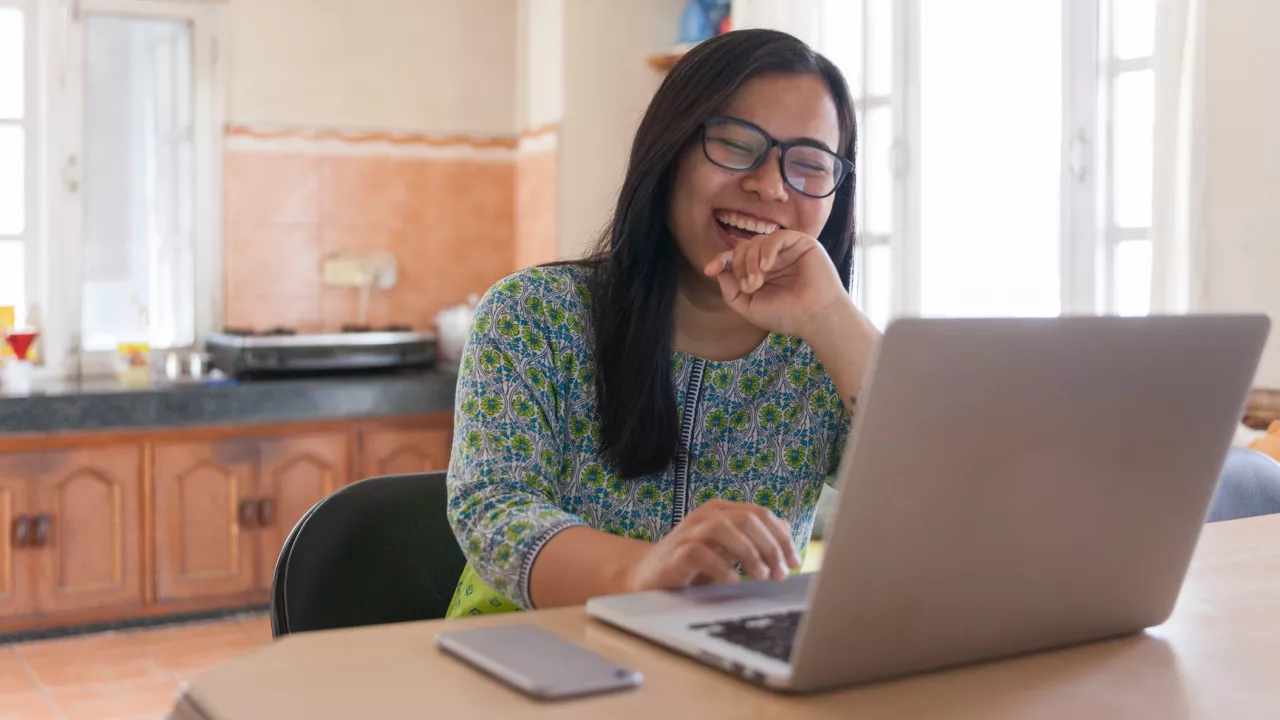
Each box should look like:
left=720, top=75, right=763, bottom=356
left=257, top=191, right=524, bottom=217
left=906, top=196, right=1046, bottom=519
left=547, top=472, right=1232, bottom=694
left=584, top=29, right=858, bottom=479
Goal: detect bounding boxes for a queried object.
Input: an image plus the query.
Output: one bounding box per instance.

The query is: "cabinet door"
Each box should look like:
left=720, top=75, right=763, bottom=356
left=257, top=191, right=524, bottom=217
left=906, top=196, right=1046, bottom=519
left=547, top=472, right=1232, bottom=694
left=0, top=466, right=35, bottom=619
left=256, top=433, right=349, bottom=591
left=154, top=440, right=258, bottom=601
left=33, top=446, right=144, bottom=614
left=359, top=426, right=452, bottom=479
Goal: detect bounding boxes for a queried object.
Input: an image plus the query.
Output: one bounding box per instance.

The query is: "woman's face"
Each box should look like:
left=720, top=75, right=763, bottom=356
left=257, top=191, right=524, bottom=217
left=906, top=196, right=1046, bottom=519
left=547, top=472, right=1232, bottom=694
left=668, top=72, right=842, bottom=282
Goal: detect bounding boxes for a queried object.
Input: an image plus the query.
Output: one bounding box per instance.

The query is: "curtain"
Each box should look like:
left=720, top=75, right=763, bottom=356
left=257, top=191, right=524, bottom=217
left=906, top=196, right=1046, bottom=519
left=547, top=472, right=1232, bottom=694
left=1149, top=0, right=1208, bottom=314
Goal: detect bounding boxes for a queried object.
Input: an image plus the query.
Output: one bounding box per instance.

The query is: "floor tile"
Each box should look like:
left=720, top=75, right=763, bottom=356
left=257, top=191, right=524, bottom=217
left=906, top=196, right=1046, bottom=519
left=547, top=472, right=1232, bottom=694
left=15, top=633, right=169, bottom=689
left=0, top=646, right=39, bottom=697
left=0, top=691, right=63, bottom=720
left=130, top=619, right=250, bottom=649
left=237, top=616, right=274, bottom=644
left=48, top=678, right=181, bottom=720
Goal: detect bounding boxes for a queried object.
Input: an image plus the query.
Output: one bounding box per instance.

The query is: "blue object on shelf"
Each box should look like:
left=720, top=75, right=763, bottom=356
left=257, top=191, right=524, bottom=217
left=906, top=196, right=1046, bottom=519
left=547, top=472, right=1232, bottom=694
left=678, top=0, right=731, bottom=45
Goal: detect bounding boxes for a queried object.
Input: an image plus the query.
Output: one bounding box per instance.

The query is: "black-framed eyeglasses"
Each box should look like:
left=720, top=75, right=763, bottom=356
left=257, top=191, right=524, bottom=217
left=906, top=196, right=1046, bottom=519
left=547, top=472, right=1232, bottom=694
left=700, top=115, right=852, bottom=199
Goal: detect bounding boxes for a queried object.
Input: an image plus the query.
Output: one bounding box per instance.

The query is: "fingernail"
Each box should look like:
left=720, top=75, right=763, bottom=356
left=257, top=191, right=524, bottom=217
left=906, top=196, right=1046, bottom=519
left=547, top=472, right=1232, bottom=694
left=756, top=563, right=770, bottom=579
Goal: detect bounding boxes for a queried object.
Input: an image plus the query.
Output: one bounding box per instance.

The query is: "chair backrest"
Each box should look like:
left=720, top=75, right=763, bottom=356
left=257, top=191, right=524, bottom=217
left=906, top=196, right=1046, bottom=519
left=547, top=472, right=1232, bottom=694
left=270, top=471, right=466, bottom=638
left=1206, top=447, right=1280, bottom=522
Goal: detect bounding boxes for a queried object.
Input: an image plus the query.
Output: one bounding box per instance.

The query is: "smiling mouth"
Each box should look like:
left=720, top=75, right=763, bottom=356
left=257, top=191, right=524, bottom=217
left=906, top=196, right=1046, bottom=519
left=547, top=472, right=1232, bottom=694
left=714, top=210, right=781, bottom=245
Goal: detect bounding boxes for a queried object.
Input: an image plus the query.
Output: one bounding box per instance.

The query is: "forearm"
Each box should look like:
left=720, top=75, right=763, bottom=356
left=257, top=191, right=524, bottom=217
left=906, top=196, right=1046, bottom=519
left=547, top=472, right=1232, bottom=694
left=528, top=526, right=651, bottom=608
left=802, top=297, right=881, bottom=412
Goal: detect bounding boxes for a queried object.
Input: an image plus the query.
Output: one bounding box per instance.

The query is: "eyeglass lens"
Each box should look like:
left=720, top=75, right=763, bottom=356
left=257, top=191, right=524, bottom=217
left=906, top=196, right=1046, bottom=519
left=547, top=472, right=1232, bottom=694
left=703, top=119, right=843, bottom=198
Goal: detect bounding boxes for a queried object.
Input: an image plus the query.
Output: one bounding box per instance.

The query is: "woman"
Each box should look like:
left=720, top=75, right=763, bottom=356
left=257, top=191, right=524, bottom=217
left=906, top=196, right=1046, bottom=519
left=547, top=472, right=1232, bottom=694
left=446, top=29, right=880, bottom=618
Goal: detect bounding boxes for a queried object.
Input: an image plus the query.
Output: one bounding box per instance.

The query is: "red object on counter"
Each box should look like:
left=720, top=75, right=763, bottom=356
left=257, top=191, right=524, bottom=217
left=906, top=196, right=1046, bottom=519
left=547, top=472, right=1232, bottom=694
left=4, top=329, right=38, bottom=360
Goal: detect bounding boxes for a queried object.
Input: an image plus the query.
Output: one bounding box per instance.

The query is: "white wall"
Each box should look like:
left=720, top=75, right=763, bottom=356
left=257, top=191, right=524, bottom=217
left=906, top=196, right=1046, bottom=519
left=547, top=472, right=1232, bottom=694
left=558, top=0, right=687, bottom=258
left=228, top=0, right=519, bottom=135
left=517, top=0, right=564, bottom=131
left=1203, top=0, right=1280, bottom=387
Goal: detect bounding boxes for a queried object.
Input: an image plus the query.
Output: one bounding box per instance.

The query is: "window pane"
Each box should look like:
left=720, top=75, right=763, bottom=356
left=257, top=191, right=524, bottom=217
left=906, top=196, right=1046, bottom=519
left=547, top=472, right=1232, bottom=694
left=857, top=243, right=892, bottom=331
left=0, top=240, right=23, bottom=321
left=0, top=8, right=22, bottom=120
left=919, top=0, right=1062, bottom=318
left=81, top=14, right=196, bottom=351
left=821, top=0, right=863, bottom=97
left=0, top=125, right=24, bottom=235
left=866, top=0, right=892, bottom=96
left=1114, top=69, right=1154, bottom=228
left=862, top=105, right=893, bottom=236
left=1114, top=0, right=1156, bottom=60
left=1114, top=239, right=1152, bottom=316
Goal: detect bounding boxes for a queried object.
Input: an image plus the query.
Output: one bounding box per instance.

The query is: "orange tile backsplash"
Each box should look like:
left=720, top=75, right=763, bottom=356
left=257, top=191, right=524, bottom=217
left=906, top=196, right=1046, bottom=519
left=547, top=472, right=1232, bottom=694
left=222, top=126, right=558, bottom=332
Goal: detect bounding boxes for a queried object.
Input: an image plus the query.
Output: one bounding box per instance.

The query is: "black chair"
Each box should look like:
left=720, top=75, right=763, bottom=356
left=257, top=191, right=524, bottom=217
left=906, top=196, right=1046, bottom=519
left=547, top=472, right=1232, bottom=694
left=270, top=471, right=467, bottom=638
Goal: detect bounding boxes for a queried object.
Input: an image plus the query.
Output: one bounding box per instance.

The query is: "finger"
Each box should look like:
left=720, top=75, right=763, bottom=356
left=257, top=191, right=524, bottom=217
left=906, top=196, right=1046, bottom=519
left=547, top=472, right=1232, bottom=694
left=732, top=240, right=751, bottom=293
left=696, top=520, right=771, bottom=580
left=745, top=239, right=764, bottom=292
left=738, top=513, right=792, bottom=581
left=703, top=251, right=731, bottom=278
left=675, top=543, right=741, bottom=585
left=767, top=233, right=812, bottom=272
left=764, top=512, right=802, bottom=570
left=760, top=232, right=790, bottom=273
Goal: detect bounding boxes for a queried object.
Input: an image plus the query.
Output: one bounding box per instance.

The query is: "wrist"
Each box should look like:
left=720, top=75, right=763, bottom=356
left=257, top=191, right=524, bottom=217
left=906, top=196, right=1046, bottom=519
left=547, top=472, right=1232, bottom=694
left=799, top=294, right=862, bottom=352
left=605, top=538, right=651, bottom=595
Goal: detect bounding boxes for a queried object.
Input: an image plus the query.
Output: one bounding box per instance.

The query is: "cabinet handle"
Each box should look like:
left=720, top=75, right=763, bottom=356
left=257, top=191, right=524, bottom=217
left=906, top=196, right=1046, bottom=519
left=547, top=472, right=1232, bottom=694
left=11, top=516, right=30, bottom=548
left=238, top=499, right=259, bottom=529
left=32, top=514, right=52, bottom=548
left=257, top=497, right=276, bottom=527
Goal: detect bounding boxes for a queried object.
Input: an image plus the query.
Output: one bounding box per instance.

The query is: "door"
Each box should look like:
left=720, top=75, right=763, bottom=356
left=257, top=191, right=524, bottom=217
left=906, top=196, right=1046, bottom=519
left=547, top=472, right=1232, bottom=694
left=153, top=439, right=257, bottom=601
left=32, top=446, right=144, bottom=613
left=255, top=433, right=349, bottom=590
left=359, top=426, right=452, bottom=479
left=0, top=463, right=36, bottom=620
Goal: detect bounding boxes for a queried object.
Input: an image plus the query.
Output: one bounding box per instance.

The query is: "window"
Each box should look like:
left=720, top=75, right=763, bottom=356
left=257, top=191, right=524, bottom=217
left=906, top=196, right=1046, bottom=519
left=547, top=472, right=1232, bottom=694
left=3, top=0, right=225, bottom=377
left=816, top=0, right=1157, bottom=325
left=0, top=0, right=35, bottom=325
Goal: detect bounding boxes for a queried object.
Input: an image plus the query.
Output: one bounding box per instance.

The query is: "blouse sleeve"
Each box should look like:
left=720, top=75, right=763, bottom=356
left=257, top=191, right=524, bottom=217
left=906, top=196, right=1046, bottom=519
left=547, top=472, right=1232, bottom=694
left=445, top=279, right=586, bottom=609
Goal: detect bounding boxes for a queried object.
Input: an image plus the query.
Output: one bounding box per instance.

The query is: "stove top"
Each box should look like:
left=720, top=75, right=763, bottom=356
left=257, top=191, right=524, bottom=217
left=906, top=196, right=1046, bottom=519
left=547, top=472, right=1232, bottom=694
left=205, top=326, right=436, bottom=377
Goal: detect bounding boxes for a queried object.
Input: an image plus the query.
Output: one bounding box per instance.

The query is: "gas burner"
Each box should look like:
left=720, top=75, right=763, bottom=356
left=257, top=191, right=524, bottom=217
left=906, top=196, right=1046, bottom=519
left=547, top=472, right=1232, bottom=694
left=221, top=327, right=297, bottom=337
left=340, top=324, right=414, bottom=333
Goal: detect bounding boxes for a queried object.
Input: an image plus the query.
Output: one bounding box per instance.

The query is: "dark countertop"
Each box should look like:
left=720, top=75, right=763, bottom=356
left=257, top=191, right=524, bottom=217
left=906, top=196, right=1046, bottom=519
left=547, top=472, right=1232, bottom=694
left=0, top=370, right=457, bottom=435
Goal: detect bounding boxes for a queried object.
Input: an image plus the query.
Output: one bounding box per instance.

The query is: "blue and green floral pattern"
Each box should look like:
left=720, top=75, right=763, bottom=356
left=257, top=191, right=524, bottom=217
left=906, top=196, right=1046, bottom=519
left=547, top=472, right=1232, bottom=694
left=445, top=264, right=850, bottom=617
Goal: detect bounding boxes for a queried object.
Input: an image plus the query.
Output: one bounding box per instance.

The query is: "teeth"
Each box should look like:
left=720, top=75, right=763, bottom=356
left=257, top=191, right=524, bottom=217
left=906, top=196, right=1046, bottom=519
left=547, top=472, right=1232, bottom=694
left=715, top=211, right=778, bottom=236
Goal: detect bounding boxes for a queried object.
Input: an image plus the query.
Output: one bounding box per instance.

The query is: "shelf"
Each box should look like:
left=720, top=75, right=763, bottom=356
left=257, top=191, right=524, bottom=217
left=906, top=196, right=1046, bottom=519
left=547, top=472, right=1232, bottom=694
left=647, top=44, right=696, bottom=73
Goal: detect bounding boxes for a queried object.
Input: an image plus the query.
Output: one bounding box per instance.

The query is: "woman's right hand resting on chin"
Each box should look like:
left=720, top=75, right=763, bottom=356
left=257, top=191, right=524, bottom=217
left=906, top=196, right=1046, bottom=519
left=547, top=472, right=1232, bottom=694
left=528, top=500, right=801, bottom=609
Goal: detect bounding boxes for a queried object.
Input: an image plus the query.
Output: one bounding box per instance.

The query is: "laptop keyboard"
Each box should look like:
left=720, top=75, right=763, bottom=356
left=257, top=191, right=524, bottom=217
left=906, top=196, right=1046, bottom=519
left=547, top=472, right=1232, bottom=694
left=689, top=610, right=803, bottom=662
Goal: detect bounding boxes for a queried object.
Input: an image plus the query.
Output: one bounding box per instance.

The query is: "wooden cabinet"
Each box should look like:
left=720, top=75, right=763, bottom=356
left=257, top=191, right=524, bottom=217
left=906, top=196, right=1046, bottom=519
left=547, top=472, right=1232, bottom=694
left=0, top=472, right=35, bottom=619
left=33, top=447, right=144, bottom=614
left=255, top=433, right=348, bottom=591
left=154, top=440, right=258, bottom=602
left=359, top=426, right=452, bottom=478
left=0, top=447, right=143, bottom=619
left=0, top=412, right=449, bottom=631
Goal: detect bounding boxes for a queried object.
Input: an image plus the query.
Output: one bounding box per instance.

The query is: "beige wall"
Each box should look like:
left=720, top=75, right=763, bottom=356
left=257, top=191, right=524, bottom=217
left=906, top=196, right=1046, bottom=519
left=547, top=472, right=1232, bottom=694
left=228, top=0, right=519, bottom=135
left=1203, top=0, right=1280, bottom=387
left=517, top=0, right=564, bottom=131
left=558, top=0, right=687, bottom=258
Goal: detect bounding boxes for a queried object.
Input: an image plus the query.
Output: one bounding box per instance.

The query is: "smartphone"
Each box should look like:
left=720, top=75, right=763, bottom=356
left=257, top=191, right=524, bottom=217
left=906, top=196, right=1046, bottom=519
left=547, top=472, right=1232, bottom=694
left=435, top=624, right=643, bottom=700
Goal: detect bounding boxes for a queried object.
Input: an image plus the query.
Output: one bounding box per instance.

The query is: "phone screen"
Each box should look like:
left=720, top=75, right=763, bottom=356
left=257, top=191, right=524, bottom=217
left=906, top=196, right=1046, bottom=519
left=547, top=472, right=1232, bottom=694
left=435, top=624, right=643, bottom=700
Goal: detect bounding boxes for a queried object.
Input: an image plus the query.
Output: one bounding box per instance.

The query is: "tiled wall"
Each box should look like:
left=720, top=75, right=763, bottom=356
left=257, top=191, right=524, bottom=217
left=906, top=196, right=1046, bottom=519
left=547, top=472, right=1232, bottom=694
left=221, top=125, right=558, bottom=332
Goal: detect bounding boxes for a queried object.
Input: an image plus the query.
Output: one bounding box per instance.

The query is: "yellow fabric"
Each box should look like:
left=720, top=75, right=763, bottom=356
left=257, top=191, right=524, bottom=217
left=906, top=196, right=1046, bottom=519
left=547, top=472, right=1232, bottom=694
left=446, top=564, right=520, bottom=618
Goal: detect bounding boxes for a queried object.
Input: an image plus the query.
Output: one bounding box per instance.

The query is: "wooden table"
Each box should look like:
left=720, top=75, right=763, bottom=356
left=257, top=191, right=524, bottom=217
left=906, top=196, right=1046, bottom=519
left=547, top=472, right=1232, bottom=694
left=172, top=515, right=1280, bottom=719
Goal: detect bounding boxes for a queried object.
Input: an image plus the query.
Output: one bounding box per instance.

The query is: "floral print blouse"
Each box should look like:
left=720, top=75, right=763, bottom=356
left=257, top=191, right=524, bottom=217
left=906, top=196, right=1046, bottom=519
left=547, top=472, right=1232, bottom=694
left=445, top=264, right=851, bottom=618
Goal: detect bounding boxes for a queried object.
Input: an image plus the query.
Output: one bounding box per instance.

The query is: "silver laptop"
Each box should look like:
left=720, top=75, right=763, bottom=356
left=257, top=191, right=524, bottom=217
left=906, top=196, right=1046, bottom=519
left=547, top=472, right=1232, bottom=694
left=586, top=314, right=1270, bottom=693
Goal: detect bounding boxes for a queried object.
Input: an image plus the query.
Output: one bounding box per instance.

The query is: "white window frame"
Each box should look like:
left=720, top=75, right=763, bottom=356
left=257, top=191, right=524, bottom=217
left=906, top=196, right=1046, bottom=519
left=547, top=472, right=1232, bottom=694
left=39, top=0, right=225, bottom=379
left=0, top=0, right=41, bottom=330
left=819, top=0, right=1154, bottom=324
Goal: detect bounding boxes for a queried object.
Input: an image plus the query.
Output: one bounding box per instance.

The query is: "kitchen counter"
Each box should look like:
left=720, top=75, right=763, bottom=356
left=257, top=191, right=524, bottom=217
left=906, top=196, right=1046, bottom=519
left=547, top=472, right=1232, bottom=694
left=0, top=370, right=457, bottom=435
